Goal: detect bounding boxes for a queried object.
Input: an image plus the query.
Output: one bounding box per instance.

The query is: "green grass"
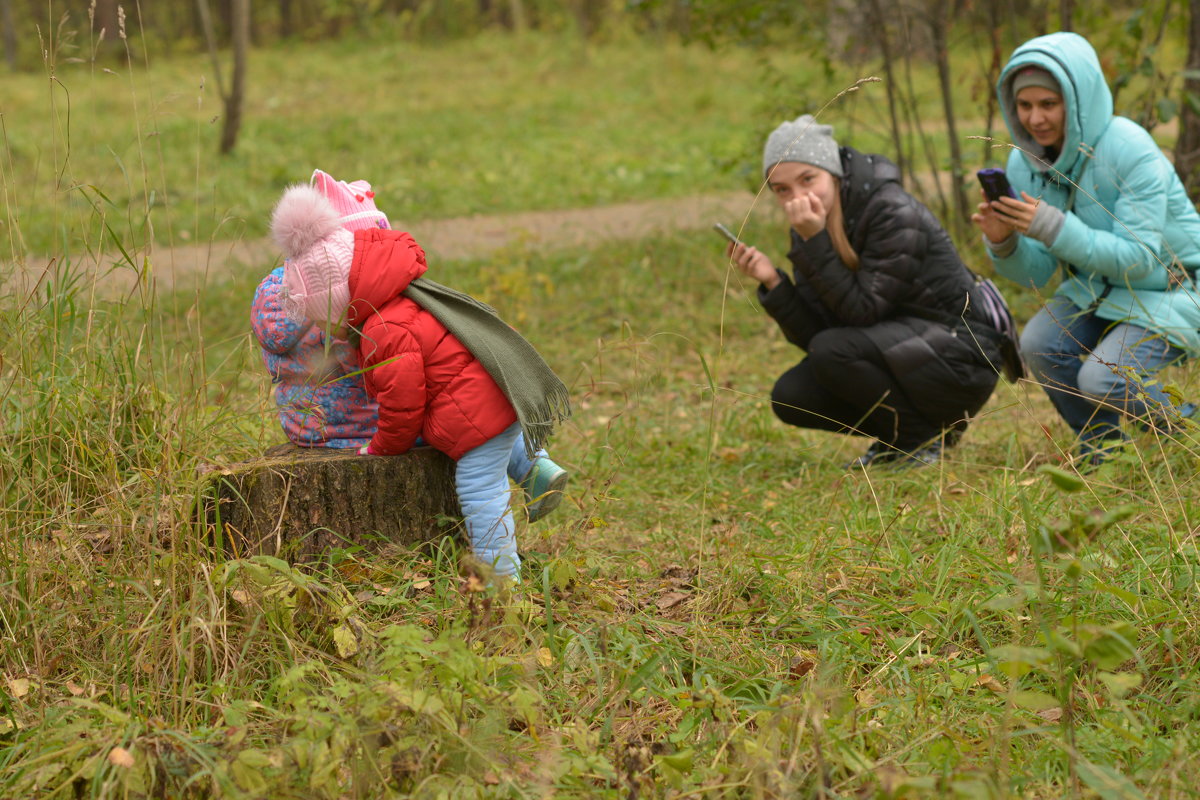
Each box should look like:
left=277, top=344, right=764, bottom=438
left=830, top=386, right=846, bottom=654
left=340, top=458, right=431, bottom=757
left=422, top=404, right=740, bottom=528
left=1, top=22, right=1078, bottom=262
left=4, top=17, right=1184, bottom=260
left=1, top=30, right=816, bottom=258
left=3, top=209, right=1200, bottom=796
left=4, top=25, right=1200, bottom=800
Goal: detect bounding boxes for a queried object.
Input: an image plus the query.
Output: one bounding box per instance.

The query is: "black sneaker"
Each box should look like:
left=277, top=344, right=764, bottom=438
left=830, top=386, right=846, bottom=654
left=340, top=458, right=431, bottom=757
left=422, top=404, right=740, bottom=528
left=896, top=441, right=943, bottom=469
left=845, top=441, right=903, bottom=469
left=847, top=440, right=943, bottom=470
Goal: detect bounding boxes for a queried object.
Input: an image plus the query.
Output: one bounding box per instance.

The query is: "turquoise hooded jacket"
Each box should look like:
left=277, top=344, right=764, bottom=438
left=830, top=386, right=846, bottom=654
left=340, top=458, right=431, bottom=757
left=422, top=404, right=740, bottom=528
left=990, top=32, right=1200, bottom=354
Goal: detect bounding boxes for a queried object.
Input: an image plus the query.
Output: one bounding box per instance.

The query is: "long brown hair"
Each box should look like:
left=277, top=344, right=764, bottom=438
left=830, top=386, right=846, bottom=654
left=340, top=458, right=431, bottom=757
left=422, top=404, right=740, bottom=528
left=824, top=178, right=860, bottom=270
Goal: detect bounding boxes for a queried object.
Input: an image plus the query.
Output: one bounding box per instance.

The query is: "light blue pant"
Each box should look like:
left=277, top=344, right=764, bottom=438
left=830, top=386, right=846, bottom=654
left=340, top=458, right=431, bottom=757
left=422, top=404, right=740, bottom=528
left=454, top=422, right=546, bottom=578
left=1022, top=296, right=1192, bottom=454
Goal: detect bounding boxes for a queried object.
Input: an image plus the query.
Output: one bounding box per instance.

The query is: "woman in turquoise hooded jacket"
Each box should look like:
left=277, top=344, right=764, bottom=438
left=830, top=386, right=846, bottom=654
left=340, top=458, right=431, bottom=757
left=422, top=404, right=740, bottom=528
left=973, top=31, right=1200, bottom=462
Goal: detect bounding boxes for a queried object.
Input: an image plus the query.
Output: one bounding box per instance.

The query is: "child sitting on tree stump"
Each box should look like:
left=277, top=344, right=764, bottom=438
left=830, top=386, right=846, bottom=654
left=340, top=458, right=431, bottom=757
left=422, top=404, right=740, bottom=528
left=269, top=174, right=570, bottom=580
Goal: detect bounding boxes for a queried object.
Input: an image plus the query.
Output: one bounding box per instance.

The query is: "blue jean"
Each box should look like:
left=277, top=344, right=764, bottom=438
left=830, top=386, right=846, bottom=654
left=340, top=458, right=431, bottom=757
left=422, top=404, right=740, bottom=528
left=454, top=422, right=546, bottom=579
left=1022, top=296, right=1191, bottom=451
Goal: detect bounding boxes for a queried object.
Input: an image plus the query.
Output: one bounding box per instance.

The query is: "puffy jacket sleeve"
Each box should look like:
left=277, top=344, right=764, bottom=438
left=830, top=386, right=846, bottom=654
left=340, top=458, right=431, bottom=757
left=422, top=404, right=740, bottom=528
left=789, top=195, right=921, bottom=326
left=757, top=270, right=831, bottom=349
left=988, top=151, right=1062, bottom=288
left=251, top=268, right=312, bottom=353
left=1047, top=129, right=1169, bottom=284
left=362, top=325, right=425, bottom=455
left=989, top=234, right=1059, bottom=289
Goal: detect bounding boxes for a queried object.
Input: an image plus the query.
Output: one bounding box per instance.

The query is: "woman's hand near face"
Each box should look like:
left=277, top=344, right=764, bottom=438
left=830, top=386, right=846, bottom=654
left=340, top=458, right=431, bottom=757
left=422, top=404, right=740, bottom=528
left=727, top=242, right=780, bottom=290
left=784, top=193, right=828, bottom=240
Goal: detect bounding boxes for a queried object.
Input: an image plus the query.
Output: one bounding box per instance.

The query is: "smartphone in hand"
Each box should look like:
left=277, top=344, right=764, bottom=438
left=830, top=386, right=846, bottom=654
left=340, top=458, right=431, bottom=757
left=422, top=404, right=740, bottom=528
left=713, top=222, right=748, bottom=249
left=977, top=168, right=1017, bottom=203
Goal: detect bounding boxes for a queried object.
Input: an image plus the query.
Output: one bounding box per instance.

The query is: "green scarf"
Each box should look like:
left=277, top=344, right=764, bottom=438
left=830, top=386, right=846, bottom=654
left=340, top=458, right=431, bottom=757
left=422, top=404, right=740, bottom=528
left=402, top=278, right=571, bottom=458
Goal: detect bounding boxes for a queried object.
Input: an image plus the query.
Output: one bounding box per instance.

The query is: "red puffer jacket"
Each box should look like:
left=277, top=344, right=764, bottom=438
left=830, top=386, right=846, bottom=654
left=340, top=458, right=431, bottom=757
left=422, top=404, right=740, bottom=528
left=346, top=228, right=516, bottom=459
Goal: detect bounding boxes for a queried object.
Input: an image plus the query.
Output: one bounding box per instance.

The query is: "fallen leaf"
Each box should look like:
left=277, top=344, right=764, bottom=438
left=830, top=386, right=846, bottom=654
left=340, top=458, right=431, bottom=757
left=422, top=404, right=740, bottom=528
left=717, top=447, right=742, bottom=463
left=412, top=580, right=432, bottom=591
left=333, top=624, right=359, bottom=658
left=6, top=678, right=30, bottom=698
left=659, top=565, right=694, bottom=582
left=789, top=657, right=816, bottom=678
left=108, top=747, right=135, bottom=768
left=536, top=648, right=554, bottom=668
left=975, top=673, right=1007, bottom=693
left=1036, top=706, right=1063, bottom=722
left=230, top=589, right=251, bottom=604
left=656, top=591, right=690, bottom=611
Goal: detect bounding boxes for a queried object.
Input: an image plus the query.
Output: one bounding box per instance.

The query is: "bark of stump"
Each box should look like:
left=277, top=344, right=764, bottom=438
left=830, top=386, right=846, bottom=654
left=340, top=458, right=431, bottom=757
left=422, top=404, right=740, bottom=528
left=200, top=444, right=461, bottom=561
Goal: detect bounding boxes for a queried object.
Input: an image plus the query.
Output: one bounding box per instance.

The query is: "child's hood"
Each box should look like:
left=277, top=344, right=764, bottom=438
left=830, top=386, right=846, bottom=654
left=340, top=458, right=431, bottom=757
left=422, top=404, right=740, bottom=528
left=346, top=228, right=428, bottom=325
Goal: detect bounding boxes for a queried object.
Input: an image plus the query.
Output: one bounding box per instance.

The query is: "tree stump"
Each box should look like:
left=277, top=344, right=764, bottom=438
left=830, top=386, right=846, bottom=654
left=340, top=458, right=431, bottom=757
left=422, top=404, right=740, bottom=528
left=200, top=444, right=461, bottom=561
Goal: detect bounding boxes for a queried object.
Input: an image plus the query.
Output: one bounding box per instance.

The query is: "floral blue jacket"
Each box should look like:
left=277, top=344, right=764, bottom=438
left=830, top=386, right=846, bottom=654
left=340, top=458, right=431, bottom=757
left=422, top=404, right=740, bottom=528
left=251, top=266, right=378, bottom=447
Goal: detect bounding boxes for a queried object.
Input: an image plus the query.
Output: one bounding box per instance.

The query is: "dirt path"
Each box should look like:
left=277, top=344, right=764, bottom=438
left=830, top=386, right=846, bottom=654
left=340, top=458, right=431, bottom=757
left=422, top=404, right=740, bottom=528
left=7, top=191, right=765, bottom=298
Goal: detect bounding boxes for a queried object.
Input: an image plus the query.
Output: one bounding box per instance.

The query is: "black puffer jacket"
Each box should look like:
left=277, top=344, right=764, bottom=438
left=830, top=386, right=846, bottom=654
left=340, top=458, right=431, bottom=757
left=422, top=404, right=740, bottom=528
left=758, top=147, right=1001, bottom=421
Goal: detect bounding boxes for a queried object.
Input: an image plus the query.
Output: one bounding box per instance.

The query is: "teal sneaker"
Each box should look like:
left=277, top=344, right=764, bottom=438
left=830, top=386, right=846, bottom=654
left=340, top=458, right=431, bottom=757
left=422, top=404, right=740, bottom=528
left=519, top=457, right=569, bottom=523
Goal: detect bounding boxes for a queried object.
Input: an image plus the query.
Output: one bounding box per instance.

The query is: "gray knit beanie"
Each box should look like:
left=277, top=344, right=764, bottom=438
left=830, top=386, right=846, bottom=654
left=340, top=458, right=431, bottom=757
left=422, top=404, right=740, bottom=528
left=1011, top=66, right=1060, bottom=97
left=762, top=114, right=843, bottom=179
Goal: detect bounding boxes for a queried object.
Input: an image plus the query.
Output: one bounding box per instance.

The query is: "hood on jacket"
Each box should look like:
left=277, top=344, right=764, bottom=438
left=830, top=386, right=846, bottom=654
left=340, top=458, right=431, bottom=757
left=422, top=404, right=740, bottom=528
left=346, top=228, right=428, bottom=326
left=998, top=32, right=1113, bottom=179
left=838, top=146, right=902, bottom=230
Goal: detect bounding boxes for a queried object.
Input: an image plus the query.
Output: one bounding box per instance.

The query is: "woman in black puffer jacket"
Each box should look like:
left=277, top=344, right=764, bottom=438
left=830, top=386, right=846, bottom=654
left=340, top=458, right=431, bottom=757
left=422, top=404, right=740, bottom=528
left=729, top=115, right=1004, bottom=467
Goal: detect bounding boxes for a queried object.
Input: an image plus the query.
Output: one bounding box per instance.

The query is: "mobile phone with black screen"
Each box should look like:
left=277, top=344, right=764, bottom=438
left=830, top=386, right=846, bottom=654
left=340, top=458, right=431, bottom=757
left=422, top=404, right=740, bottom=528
left=977, top=167, right=1017, bottom=202
left=713, top=222, right=748, bottom=248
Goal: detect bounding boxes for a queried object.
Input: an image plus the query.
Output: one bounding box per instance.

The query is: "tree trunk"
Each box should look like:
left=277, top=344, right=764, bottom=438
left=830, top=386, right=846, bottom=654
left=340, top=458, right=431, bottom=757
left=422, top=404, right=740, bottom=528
left=508, top=0, right=527, bottom=32
left=895, top=7, right=950, bottom=219
left=869, top=0, right=909, bottom=186
left=1, top=0, right=15, bottom=70
left=1059, top=0, right=1074, bottom=31
left=280, top=0, right=293, bottom=38
left=92, top=0, right=122, bottom=58
left=219, top=0, right=249, bottom=154
left=567, top=0, right=596, bottom=39
left=197, top=0, right=226, bottom=96
left=200, top=445, right=462, bottom=562
left=930, top=0, right=969, bottom=229
left=478, top=0, right=497, bottom=27
left=981, top=1, right=1004, bottom=166
left=1178, top=0, right=1200, bottom=200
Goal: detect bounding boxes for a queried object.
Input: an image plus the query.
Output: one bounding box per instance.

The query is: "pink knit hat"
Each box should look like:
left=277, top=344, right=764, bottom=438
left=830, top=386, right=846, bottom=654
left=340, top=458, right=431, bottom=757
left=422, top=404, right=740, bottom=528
left=272, top=184, right=355, bottom=324
left=310, top=168, right=390, bottom=231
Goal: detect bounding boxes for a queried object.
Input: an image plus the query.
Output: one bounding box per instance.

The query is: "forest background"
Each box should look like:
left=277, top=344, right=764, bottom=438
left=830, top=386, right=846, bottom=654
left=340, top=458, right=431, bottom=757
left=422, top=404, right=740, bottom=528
left=3, top=1, right=1200, bottom=797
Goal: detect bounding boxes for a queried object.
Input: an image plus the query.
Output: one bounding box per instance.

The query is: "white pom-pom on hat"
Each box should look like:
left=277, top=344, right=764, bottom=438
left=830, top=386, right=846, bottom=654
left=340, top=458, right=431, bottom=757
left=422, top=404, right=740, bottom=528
left=272, top=183, right=356, bottom=325
left=271, top=184, right=343, bottom=258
